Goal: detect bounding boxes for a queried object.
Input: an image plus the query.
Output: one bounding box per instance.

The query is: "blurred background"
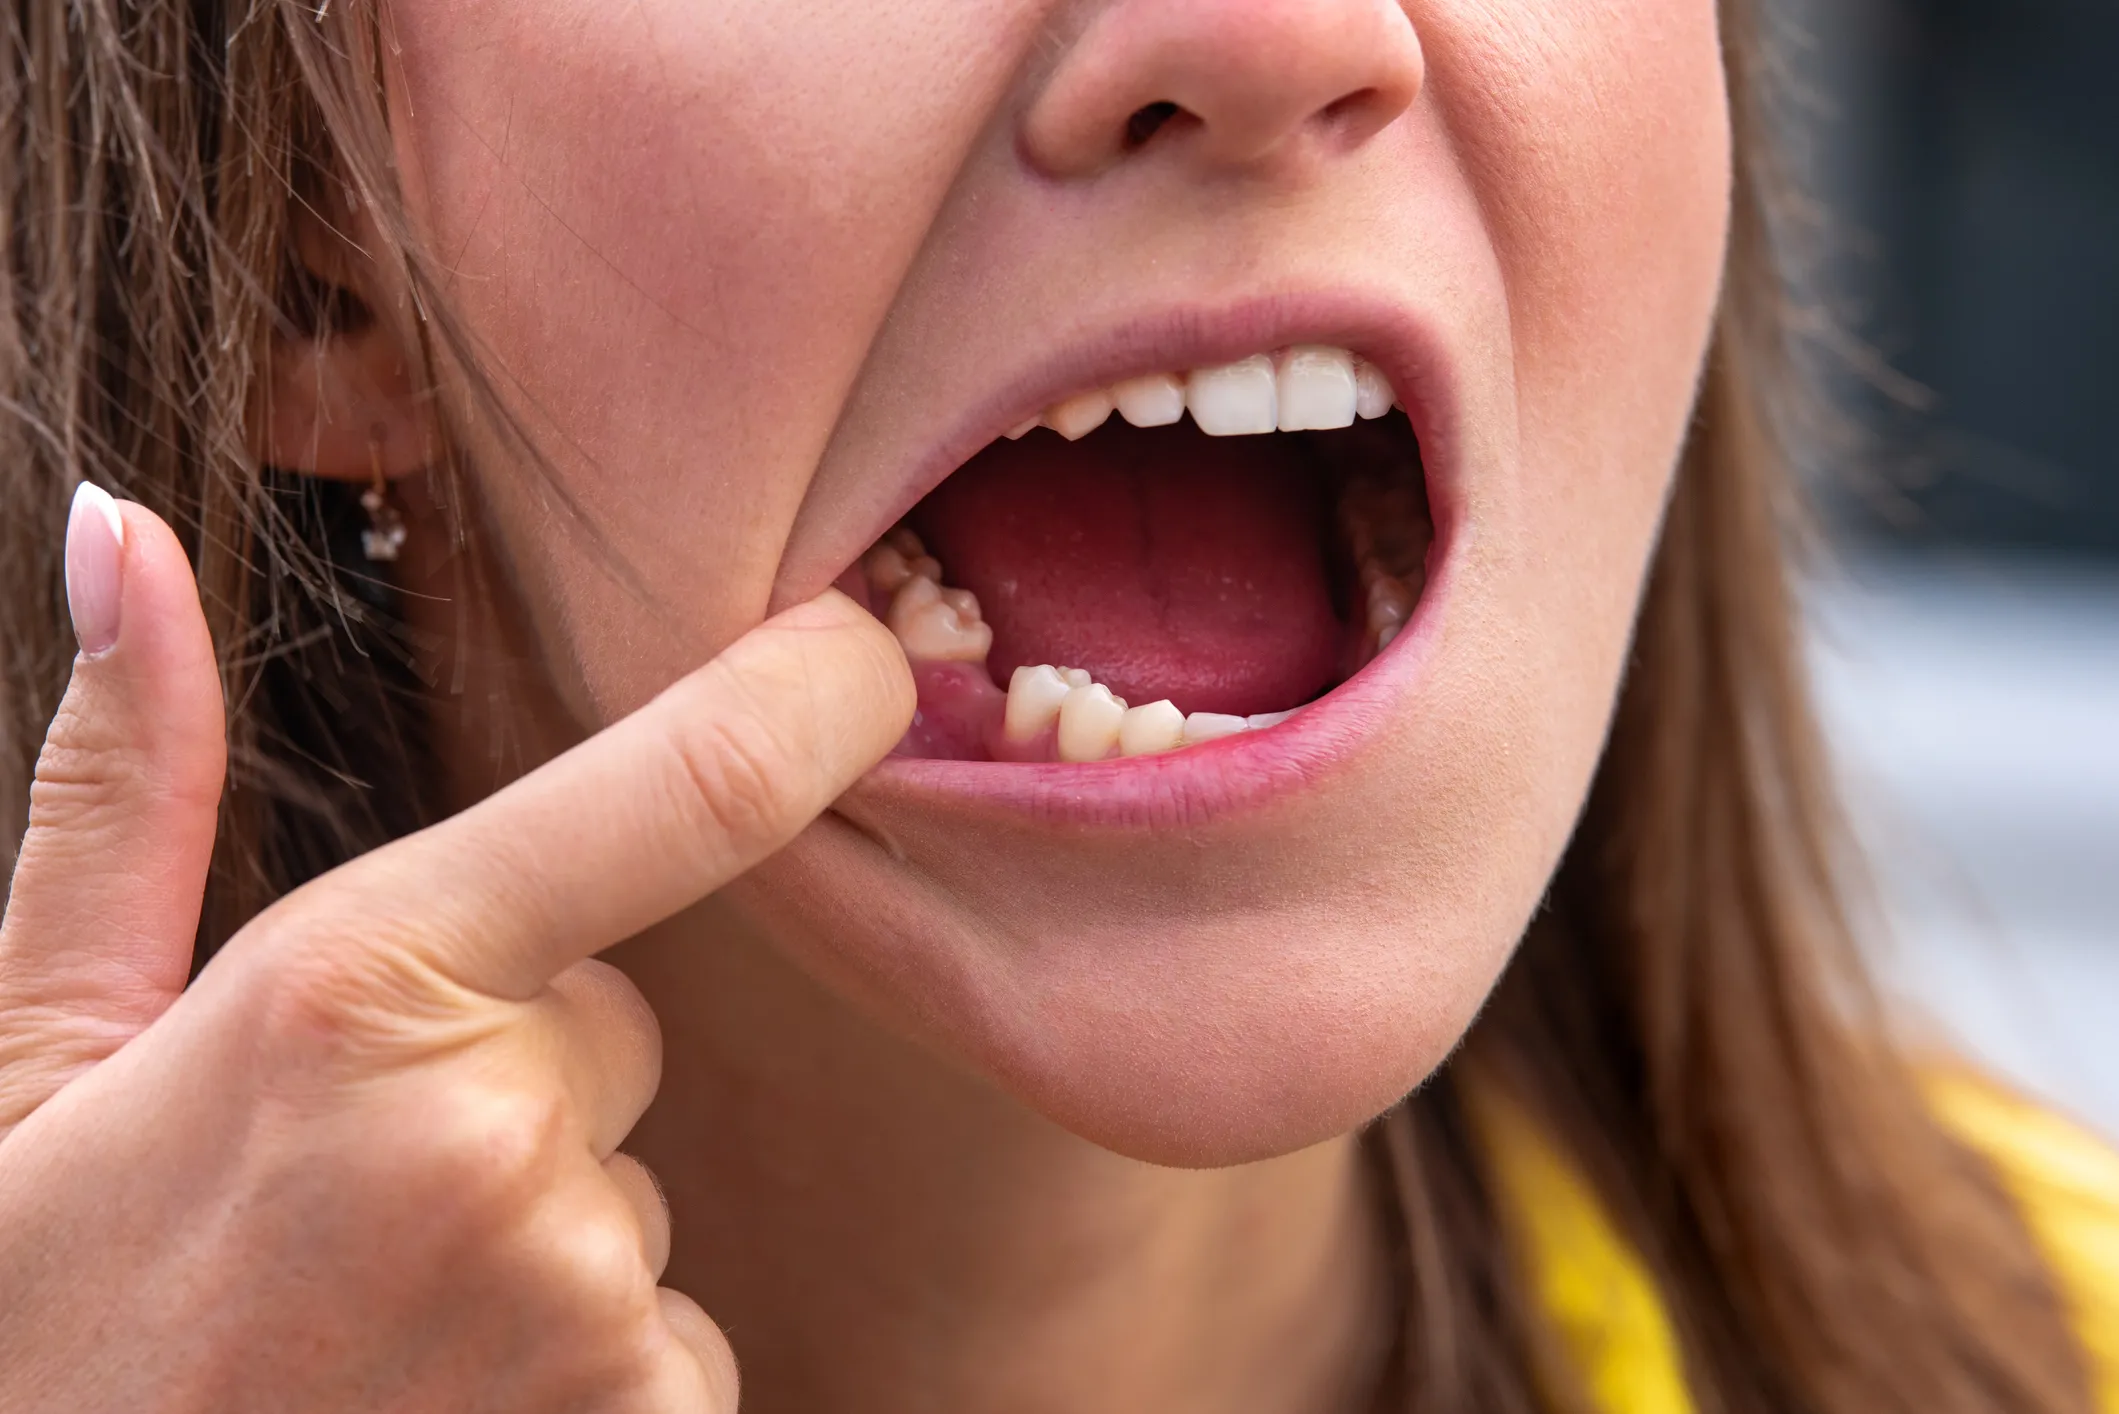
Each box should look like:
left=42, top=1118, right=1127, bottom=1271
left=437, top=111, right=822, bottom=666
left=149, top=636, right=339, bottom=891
left=1778, top=0, right=2119, bottom=1134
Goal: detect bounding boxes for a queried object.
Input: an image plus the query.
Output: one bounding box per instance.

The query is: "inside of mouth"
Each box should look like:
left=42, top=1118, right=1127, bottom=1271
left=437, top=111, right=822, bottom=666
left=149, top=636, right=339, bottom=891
left=851, top=353, right=1433, bottom=764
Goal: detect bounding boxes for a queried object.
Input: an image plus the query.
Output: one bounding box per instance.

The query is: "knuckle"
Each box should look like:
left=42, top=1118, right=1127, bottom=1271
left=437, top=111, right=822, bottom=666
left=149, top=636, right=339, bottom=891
left=27, top=691, right=224, bottom=836
left=550, top=1200, right=657, bottom=1312
left=400, top=1081, right=577, bottom=1225
left=234, top=918, right=460, bottom=1074
left=556, top=959, right=662, bottom=1049
left=662, top=701, right=808, bottom=857
left=27, top=705, right=145, bottom=832
left=662, top=1290, right=742, bottom=1410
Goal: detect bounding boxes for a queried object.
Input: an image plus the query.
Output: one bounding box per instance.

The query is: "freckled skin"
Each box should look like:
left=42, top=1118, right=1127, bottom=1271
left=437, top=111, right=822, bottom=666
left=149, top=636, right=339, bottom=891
left=375, top=2, right=1729, bottom=1403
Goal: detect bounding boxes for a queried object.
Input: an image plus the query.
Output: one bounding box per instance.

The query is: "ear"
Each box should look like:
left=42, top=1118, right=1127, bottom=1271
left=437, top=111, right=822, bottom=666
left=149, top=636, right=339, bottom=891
left=260, top=190, right=441, bottom=483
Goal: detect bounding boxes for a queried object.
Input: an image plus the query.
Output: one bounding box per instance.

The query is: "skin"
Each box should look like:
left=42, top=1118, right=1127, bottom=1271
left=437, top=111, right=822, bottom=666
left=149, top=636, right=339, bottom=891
left=0, top=1, right=1731, bottom=1411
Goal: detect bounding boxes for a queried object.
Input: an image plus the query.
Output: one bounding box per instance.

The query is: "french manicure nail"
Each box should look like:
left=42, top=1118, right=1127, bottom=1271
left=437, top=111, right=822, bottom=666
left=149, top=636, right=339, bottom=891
left=65, top=482, right=126, bottom=657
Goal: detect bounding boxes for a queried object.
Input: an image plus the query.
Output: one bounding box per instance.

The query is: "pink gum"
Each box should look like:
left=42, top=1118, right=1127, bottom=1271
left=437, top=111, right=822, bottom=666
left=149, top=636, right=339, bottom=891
left=893, top=660, right=1008, bottom=761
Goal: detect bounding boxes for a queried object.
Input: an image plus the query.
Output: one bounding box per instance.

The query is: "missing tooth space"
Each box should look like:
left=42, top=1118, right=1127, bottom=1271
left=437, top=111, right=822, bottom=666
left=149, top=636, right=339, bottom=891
left=865, top=408, right=1431, bottom=763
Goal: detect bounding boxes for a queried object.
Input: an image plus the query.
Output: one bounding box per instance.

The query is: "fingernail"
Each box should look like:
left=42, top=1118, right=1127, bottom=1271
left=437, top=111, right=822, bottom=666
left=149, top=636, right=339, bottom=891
left=65, top=482, right=127, bottom=657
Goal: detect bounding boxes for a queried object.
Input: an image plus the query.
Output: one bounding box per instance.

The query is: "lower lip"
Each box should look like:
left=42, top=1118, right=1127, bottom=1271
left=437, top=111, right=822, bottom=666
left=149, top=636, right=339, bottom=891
left=855, top=524, right=1459, bottom=830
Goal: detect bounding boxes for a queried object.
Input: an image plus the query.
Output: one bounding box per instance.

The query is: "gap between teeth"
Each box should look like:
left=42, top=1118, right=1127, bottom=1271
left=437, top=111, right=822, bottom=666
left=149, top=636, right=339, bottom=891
left=863, top=467, right=1430, bottom=763
left=1009, top=345, right=1399, bottom=443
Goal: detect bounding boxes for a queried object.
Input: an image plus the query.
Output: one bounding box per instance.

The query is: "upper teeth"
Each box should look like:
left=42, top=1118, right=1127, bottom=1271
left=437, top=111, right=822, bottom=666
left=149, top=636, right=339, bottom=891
left=1009, top=345, right=1398, bottom=443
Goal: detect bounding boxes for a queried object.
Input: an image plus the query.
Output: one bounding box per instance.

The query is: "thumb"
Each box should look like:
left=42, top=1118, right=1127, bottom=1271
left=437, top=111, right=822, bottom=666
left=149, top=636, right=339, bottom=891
left=0, top=484, right=226, bottom=1130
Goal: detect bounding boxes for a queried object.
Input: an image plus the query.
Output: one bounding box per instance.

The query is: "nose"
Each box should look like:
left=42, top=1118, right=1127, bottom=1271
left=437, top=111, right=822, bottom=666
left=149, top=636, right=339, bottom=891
left=1022, top=0, right=1423, bottom=178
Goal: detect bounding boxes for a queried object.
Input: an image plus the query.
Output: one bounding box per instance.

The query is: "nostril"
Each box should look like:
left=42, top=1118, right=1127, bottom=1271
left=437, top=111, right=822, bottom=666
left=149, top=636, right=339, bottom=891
left=1123, top=101, right=1181, bottom=149
left=1321, top=89, right=1375, bottom=126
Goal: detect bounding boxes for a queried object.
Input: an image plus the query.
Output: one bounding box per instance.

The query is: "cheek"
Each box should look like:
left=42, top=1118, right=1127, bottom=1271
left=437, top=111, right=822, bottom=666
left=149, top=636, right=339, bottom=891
left=1435, top=0, right=1732, bottom=600
left=380, top=0, right=1032, bottom=716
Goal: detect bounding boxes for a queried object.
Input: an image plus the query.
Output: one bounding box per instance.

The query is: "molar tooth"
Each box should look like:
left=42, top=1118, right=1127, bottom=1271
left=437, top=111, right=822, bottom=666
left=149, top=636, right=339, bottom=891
left=1367, top=574, right=1415, bottom=629
left=1186, top=355, right=1278, bottom=436
left=897, top=606, right=993, bottom=663
left=1182, top=712, right=1249, bottom=745
left=1057, top=684, right=1127, bottom=762
left=1247, top=710, right=1297, bottom=731
left=942, top=587, right=981, bottom=620
left=1112, top=372, right=1186, bottom=428
left=1004, top=665, right=1073, bottom=743
left=1059, top=667, right=1093, bottom=689
left=1276, top=346, right=1358, bottom=431
left=1118, top=700, right=1186, bottom=757
left=1046, top=389, right=1115, bottom=441
left=1377, top=623, right=1403, bottom=652
left=889, top=575, right=994, bottom=663
left=907, top=555, right=943, bottom=582
left=886, top=526, right=926, bottom=558
left=864, top=545, right=914, bottom=594
left=1354, top=359, right=1394, bottom=420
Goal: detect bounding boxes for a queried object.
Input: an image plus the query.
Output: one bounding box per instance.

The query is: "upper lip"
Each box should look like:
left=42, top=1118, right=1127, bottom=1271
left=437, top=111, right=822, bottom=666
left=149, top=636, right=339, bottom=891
left=778, top=287, right=1464, bottom=603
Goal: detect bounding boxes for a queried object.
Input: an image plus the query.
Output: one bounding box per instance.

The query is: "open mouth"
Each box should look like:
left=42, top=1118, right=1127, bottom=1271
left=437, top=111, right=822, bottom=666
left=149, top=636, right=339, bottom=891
left=848, top=346, right=1433, bottom=764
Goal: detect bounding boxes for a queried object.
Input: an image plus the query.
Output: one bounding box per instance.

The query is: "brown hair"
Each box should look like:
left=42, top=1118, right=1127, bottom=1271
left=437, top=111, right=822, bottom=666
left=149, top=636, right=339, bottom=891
left=0, top=2, right=2092, bottom=1410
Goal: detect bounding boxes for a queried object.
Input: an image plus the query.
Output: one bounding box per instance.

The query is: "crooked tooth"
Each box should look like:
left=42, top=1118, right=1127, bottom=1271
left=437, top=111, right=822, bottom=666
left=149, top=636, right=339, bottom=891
left=1276, top=346, right=1358, bottom=431
left=888, top=576, right=994, bottom=663
left=1047, top=389, right=1115, bottom=441
left=1182, top=711, right=1249, bottom=745
left=1057, top=683, right=1127, bottom=762
left=1004, top=664, right=1073, bottom=743
left=1354, top=359, right=1394, bottom=420
left=1247, top=710, right=1297, bottom=731
left=1186, top=355, right=1277, bottom=436
left=1118, top=699, right=1185, bottom=757
left=1113, top=372, right=1186, bottom=428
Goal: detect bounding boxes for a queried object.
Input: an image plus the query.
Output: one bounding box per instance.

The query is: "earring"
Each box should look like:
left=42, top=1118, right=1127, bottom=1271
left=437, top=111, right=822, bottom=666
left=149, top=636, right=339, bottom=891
left=360, top=441, right=408, bottom=563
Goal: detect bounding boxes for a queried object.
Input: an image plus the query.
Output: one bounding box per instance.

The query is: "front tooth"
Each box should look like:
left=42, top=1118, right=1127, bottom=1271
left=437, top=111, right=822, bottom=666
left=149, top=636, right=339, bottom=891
left=1005, top=416, right=1040, bottom=440
left=1057, top=684, right=1127, bottom=762
left=1186, top=356, right=1277, bottom=436
left=1182, top=712, right=1249, bottom=745
left=1004, top=664, right=1073, bottom=743
left=1247, top=710, right=1297, bottom=731
left=888, top=576, right=994, bottom=663
left=1046, top=389, right=1115, bottom=441
left=1353, top=359, right=1394, bottom=420
left=1276, top=346, right=1357, bottom=431
left=1113, top=372, right=1186, bottom=428
left=1118, top=700, right=1185, bottom=757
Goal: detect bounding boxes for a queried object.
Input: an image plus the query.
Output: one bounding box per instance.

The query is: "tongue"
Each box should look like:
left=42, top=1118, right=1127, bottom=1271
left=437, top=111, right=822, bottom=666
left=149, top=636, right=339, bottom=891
left=912, top=421, right=1343, bottom=717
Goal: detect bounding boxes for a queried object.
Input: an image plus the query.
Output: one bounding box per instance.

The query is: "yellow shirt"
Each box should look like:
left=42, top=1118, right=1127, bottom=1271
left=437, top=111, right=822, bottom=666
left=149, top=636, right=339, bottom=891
left=1474, top=1078, right=2119, bottom=1413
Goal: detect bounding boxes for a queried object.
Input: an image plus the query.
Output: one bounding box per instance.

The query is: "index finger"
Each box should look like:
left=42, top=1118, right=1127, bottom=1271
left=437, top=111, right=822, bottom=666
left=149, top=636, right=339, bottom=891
left=268, top=590, right=912, bottom=1000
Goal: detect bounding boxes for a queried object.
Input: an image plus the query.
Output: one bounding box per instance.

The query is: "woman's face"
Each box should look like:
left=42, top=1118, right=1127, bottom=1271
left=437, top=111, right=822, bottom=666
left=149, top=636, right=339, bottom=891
left=382, top=0, right=1730, bottom=1164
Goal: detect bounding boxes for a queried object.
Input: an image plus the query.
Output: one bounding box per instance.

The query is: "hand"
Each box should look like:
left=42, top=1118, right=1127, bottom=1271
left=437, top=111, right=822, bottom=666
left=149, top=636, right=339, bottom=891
left=0, top=487, right=913, bottom=1412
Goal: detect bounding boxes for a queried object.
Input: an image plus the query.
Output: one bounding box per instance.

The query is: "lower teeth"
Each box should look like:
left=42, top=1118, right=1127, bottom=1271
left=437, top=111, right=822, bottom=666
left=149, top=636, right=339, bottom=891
left=866, top=448, right=1430, bottom=764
